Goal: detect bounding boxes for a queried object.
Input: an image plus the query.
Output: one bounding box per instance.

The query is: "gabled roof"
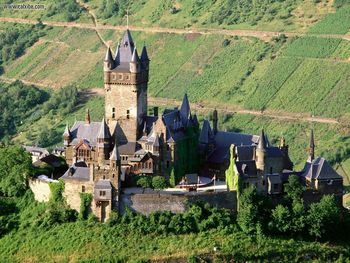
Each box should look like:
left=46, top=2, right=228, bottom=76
left=302, top=157, right=342, bottom=181
left=66, top=121, right=102, bottom=146
left=61, top=166, right=90, bottom=181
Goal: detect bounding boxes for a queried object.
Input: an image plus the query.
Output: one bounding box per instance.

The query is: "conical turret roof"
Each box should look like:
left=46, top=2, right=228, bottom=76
left=131, top=47, right=140, bottom=63
left=109, top=144, right=120, bottom=161
left=180, top=93, right=191, bottom=124
left=114, top=42, right=120, bottom=64
left=97, top=117, right=110, bottom=139
left=140, top=45, right=149, bottom=61
left=257, top=129, right=267, bottom=150
left=119, top=29, right=135, bottom=62
left=104, top=46, right=113, bottom=62
left=63, top=123, right=70, bottom=136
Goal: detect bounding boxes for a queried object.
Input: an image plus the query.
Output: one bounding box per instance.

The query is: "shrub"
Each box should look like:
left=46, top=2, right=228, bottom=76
left=79, top=193, right=93, bottom=220
left=49, top=179, right=65, bottom=203
left=136, top=176, right=152, bottom=189
left=152, top=176, right=167, bottom=189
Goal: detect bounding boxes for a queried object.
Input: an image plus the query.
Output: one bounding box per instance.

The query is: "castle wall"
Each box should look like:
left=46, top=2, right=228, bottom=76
left=63, top=180, right=94, bottom=212
left=120, top=191, right=237, bottom=215
left=29, top=178, right=53, bottom=202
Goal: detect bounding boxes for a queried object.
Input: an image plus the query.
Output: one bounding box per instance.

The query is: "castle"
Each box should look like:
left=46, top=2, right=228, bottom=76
left=58, top=29, right=343, bottom=222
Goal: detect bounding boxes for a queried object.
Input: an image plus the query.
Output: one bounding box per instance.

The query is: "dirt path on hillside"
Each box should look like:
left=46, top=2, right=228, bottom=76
left=1, top=16, right=349, bottom=41
left=147, top=97, right=340, bottom=125
left=0, top=75, right=341, bottom=125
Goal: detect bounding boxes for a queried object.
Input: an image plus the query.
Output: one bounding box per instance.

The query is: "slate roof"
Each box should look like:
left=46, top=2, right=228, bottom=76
left=199, top=120, right=214, bottom=144
left=207, top=131, right=259, bottom=163
left=97, top=118, right=111, bottom=140
left=104, top=46, right=114, bottom=62
left=140, top=45, right=149, bottom=61
left=302, top=157, right=342, bottom=181
left=94, top=179, right=112, bottom=189
left=257, top=129, right=267, bottom=150
left=131, top=48, right=140, bottom=63
left=70, top=121, right=102, bottom=146
left=119, top=29, right=135, bottom=63
left=110, top=144, right=121, bottom=161
left=236, top=145, right=255, bottom=161
left=23, top=145, right=49, bottom=156
left=61, top=166, right=90, bottom=181
left=118, top=142, right=137, bottom=155
left=236, top=160, right=257, bottom=176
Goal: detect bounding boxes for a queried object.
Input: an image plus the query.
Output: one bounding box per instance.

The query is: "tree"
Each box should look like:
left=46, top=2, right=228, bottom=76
left=237, top=186, right=270, bottom=234
left=0, top=145, right=33, bottom=197
left=284, top=175, right=305, bottom=203
left=307, top=195, right=340, bottom=239
left=269, top=205, right=291, bottom=234
left=136, top=176, right=152, bottom=189
left=152, top=176, right=167, bottom=189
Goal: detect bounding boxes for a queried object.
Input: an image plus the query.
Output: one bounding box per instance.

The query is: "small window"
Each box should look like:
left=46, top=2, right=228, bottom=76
left=166, top=145, right=170, bottom=151
left=100, top=191, right=106, bottom=196
left=126, top=110, right=130, bottom=119
left=112, top=174, right=115, bottom=178
left=112, top=113, right=115, bottom=118
left=113, top=74, right=117, bottom=80
left=166, top=161, right=170, bottom=168
left=112, top=107, right=115, bottom=113
left=126, top=74, right=130, bottom=80
left=119, top=74, right=123, bottom=80
left=82, top=185, right=85, bottom=192
left=270, top=167, right=273, bottom=174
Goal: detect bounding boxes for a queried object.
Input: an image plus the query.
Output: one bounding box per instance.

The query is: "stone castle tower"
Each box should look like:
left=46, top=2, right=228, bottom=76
left=103, top=30, right=150, bottom=143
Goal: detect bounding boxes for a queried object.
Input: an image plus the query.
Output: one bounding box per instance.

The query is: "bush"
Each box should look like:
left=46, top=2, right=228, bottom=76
left=79, top=193, right=93, bottom=220
left=136, top=176, right=152, bottom=189
left=152, top=176, right=167, bottom=189
left=49, top=179, right=65, bottom=203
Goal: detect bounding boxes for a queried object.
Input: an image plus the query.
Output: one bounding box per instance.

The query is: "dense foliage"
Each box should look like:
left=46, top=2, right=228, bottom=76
left=79, top=193, right=93, bottom=220
left=0, top=145, right=33, bottom=197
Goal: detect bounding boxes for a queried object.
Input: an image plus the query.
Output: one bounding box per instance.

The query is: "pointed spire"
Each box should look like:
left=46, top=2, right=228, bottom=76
left=85, top=109, right=91, bottom=124
left=143, top=121, right=147, bottom=136
left=140, top=45, right=149, bottom=61
left=309, top=129, right=315, bottom=161
left=120, top=29, right=135, bottom=62
left=98, top=117, right=110, bottom=140
left=109, top=144, right=120, bottom=161
left=213, top=108, right=218, bottom=135
left=199, top=120, right=213, bottom=144
left=104, top=46, right=113, bottom=62
left=63, top=123, right=71, bottom=137
left=180, top=93, right=191, bottom=123
left=257, top=129, right=267, bottom=151
left=280, top=134, right=286, bottom=148
left=193, top=113, right=199, bottom=127
left=131, top=47, right=140, bottom=63
left=114, top=42, right=120, bottom=64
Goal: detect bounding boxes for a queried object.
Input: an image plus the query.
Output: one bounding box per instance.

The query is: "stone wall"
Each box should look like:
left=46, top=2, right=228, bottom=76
left=121, top=191, right=237, bottom=215
left=29, top=178, right=52, bottom=202
left=63, top=180, right=94, bottom=212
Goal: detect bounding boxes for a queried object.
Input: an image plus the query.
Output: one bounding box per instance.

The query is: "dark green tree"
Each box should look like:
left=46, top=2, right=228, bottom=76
left=284, top=175, right=305, bottom=203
